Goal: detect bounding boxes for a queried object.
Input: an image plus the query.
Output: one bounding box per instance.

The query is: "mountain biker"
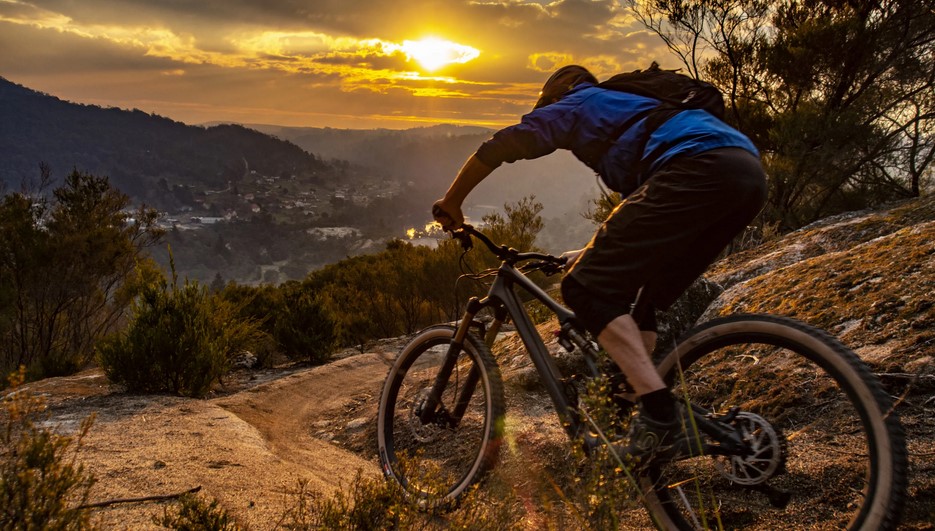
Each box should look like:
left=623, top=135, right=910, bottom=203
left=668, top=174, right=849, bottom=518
left=432, top=64, right=767, bottom=464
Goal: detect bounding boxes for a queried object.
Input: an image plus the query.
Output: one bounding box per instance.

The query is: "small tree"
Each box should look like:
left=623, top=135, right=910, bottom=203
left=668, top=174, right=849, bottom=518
left=0, top=168, right=162, bottom=380
left=220, top=281, right=337, bottom=363
left=583, top=188, right=622, bottom=226
left=482, top=195, right=544, bottom=254
left=273, top=281, right=336, bottom=364
left=98, top=262, right=259, bottom=398
left=312, top=255, right=400, bottom=348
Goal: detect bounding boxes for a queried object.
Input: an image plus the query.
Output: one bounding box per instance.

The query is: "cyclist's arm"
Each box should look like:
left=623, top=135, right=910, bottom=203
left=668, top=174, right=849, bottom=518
left=433, top=154, right=494, bottom=230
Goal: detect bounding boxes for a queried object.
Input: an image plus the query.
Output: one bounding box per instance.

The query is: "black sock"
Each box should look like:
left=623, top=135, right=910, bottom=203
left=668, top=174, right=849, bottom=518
left=640, top=389, right=676, bottom=423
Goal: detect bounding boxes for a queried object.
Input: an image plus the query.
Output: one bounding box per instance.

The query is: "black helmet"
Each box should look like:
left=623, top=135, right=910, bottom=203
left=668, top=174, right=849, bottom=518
left=533, top=65, right=597, bottom=110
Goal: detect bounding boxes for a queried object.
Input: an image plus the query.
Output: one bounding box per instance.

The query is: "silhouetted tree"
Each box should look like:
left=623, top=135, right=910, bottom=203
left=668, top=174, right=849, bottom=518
left=629, top=0, right=934, bottom=229
left=0, top=168, right=163, bottom=380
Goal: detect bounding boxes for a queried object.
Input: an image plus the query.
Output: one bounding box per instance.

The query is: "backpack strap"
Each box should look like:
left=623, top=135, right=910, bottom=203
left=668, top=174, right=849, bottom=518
left=631, top=104, right=684, bottom=178
left=597, top=101, right=684, bottom=181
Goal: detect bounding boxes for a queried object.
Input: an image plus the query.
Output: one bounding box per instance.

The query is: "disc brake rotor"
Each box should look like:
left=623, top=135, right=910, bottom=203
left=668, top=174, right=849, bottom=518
left=715, top=411, right=785, bottom=485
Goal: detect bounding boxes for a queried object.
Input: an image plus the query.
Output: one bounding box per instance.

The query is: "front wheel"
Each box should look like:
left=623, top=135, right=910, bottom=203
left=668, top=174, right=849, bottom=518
left=641, top=314, right=908, bottom=530
left=377, top=324, right=505, bottom=507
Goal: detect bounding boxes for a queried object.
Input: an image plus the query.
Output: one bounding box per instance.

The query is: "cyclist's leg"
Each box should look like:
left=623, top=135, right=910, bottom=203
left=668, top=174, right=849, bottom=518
left=561, top=147, right=766, bottom=455
left=561, top=276, right=661, bottom=387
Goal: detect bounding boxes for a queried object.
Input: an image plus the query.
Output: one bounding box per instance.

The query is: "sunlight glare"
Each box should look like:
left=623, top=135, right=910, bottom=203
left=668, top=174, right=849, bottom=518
left=401, top=37, right=479, bottom=71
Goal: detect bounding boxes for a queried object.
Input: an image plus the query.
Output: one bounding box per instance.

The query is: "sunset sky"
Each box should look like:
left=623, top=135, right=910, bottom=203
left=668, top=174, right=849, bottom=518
left=0, top=0, right=672, bottom=129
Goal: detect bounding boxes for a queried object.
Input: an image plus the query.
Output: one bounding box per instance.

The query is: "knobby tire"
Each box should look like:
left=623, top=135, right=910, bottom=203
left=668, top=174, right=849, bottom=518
left=640, top=314, right=908, bottom=531
left=377, top=325, right=505, bottom=507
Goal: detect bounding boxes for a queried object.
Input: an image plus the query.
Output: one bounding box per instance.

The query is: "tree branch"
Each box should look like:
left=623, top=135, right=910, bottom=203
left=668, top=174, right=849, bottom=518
left=78, top=486, right=203, bottom=510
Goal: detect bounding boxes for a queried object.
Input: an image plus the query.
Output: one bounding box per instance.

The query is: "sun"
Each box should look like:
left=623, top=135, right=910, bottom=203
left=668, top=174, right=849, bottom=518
left=400, top=37, right=479, bottom=71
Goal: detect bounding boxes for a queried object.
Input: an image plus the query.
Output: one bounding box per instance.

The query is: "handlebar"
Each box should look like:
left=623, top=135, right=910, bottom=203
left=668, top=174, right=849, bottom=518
left=451, top=224, right=567, bottom=273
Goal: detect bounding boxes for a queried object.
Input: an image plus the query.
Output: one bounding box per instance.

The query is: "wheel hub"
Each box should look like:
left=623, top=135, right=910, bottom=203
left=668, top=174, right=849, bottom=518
left=408, top=389, right=443, bottom=443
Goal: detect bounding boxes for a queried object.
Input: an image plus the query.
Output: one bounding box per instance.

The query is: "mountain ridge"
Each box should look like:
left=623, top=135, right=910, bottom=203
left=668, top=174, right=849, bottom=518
left=0, top=76, right=331, bottom=210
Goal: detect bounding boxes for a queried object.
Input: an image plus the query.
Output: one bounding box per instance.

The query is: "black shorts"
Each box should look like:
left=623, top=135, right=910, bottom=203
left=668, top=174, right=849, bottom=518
left=562, top=147, right=767, bottom=334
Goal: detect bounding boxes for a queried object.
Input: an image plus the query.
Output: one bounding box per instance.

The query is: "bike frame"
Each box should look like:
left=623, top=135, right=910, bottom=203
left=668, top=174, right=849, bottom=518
left=420, top=226, right=740, bottom=455
left=383, top=225, right=907, bottom=531
left=423, top=247, right=606, bottom=449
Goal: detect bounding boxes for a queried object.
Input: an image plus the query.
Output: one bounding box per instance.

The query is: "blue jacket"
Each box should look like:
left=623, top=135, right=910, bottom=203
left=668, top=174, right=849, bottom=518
left=475, top=83, right=759, bottom=196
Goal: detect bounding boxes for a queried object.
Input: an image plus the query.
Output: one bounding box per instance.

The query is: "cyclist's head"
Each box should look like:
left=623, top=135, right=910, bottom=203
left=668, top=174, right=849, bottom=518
left=534, top=65, right=597, bottom=110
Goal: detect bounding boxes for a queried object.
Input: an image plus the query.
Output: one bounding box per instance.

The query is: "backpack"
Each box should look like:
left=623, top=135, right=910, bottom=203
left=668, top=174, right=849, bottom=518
left=598, top=61, right=725, bottom=120
left=596, top=62, right=726, bottom=178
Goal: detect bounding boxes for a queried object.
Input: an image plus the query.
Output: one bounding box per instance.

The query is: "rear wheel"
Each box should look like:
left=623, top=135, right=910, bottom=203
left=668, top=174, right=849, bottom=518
left=377, top=325, right=505, bottom=506
left=641, top=314, right=907, bottom=530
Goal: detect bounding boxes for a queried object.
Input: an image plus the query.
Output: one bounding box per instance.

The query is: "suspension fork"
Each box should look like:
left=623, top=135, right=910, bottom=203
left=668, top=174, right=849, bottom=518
left=419, top=297, right=497, bottom=426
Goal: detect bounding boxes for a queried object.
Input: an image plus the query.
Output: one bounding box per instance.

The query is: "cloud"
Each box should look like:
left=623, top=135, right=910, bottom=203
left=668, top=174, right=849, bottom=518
left=528, top=52, right=574, bottom=73
left=0, top=0, right=674, bottom=128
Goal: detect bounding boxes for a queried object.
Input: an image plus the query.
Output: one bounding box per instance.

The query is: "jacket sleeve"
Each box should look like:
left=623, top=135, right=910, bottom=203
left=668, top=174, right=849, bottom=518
left=475, top=102, right=577, bottom=169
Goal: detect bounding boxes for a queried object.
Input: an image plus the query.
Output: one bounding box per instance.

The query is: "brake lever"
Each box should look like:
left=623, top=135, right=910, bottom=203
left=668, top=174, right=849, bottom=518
left=452, top=229, right=473, bottom=251
left=432, top=204, right=473, bottom=251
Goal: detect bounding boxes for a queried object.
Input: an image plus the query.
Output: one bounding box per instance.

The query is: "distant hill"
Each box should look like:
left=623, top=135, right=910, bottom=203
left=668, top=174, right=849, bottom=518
left=246, top=123, right=495, bottom=162
left=0, top=76, right=600, bottom=255
left=0, top=77, right=331, bottom=209
left=254, top=123, right=490, bottom=192
left=256, top=123, right=601, bottom=252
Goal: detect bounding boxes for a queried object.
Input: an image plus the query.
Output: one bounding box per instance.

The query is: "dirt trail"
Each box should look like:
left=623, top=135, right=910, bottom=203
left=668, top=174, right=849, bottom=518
left=215, top=353, right=391, bottom=490
left=33, top=352, right=395, bottom=530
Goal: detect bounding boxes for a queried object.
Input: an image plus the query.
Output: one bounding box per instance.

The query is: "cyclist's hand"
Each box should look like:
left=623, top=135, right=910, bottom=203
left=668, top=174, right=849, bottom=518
left=432, top=199, right=464, bottom=231
left=559, top=248, right=584, bottom=269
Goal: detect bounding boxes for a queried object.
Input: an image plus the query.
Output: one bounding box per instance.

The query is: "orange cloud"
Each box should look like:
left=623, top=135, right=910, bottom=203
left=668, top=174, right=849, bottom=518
left=0, top=0, right=674, bottom=128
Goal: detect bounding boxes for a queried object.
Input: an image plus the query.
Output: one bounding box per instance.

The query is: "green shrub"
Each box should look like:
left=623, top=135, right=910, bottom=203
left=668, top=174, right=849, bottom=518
left=219, top=282, right=336, bottom=365
left=273, top=283, right=336, bottom=364
left=0, top=368, right=97, bottom=529
left=98, top=265, right=260, bottom=398
left=158, top=492, right=241, bottom=531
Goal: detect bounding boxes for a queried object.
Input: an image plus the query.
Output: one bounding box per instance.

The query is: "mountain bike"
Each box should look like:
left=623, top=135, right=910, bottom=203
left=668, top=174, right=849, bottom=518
left=376, top=224, right=908, bottom=530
